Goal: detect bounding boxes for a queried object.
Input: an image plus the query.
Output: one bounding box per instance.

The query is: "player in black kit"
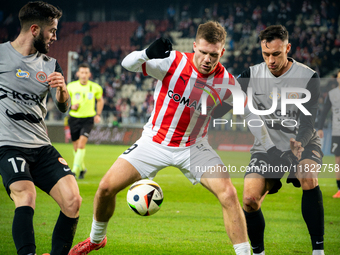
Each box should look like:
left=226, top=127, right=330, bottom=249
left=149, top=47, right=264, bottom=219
left=0, top=2, right=81, bottom=254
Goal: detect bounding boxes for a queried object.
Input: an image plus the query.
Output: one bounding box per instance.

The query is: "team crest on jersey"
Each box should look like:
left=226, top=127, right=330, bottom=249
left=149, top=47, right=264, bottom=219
left=269, top=91, right=281, bottom=100
left=75, top=93, right=81, bottom=100
left=88, top=92, right=94, bottom=100
left=312, top=150, right=321, bottom=158
left=58, top=157, right=68, bottom=165
left=36, top=71, right=47, bottom=82
left=288, top=92, right=299, bottom=99
left=16, top=69, right=30, bottom=78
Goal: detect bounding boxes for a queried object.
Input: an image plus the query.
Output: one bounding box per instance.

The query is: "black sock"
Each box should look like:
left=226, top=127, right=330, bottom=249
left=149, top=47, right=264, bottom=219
left=244, top=209, right=265, bottom=253
left=50, top=211, right=79, bottom=255
left=12, top=206, right=36, bottom=255
left=302, top=186, right=324, bottom=250
left=337, top=180, right=340, bottom=190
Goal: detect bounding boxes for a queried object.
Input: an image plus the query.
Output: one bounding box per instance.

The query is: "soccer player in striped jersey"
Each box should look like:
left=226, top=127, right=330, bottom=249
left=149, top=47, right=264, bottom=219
left=0, top=2, right=81, bottom=255
left=317, top=70, right=340, bottom=198
left=70, top=21, right=297, bottom=255
left=238, top=25, right=324, bottom=255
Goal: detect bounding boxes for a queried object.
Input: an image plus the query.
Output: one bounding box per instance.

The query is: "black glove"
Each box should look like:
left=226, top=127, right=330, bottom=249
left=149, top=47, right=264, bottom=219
left=146, top=37, right=172, bottom=59
left=267, top=146, right=299, bottom=167
left=287, top=170, right=301, bottom=188
left=267, top=146, right=301, bottom=188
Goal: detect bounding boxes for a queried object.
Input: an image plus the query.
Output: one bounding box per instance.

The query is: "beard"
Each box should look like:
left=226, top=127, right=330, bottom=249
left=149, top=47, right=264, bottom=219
left=33, top=31, right=48, bottom=54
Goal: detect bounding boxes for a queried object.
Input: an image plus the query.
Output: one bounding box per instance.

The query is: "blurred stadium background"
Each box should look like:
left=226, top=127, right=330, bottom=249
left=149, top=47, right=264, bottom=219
left=0, top=0, right=339, bottom=153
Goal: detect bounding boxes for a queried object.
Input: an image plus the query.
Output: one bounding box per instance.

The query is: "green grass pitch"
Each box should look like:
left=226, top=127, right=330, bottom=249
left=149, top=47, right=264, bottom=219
left=0, top=143, right=339, bottom=254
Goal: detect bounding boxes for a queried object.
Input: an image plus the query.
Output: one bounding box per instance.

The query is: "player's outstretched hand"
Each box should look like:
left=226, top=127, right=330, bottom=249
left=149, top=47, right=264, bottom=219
left=289, top=138, right=304, bottom=160
left=267, top=146, right=299, bottom=167
left=146, top=37, right=172, bottom=59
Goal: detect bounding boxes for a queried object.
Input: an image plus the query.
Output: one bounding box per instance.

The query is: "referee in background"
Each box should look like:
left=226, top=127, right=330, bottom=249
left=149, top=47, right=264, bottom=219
left=67, top=63, right=104, bottom=179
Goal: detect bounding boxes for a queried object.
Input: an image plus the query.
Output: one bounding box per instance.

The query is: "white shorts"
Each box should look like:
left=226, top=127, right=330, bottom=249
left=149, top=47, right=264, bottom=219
left=119, top=136, right=223, bottom=184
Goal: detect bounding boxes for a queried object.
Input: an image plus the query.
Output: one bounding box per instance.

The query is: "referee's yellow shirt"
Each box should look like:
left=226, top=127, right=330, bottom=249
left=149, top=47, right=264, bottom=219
left=67, top=80, right=103, bottom=118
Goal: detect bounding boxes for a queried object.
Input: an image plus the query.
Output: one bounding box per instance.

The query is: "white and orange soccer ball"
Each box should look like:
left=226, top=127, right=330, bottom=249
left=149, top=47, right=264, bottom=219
left=127, top=179, right=163, bottom=216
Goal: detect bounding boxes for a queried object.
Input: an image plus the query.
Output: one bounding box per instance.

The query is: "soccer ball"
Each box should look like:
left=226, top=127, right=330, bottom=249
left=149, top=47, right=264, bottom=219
left=127, top=179, right=163, bottom=216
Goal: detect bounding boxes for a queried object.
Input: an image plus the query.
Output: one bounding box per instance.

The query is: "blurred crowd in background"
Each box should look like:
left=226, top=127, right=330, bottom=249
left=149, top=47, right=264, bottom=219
left=0, top=0, right=339, bottom=129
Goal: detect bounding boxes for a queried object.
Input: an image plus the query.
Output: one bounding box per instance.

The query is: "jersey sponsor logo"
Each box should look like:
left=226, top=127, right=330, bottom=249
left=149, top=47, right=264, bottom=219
left=16, top=69, right=30, bottom=79
left=167, top=89, right=209, bottom=112
left=274, top=109, right=299, bottom=118
left=0, top=87, right=43, bottom=105
left=6, top=109, right=42, bottom=123
left=312, top=150, right=321, bottom=158
left=36, top=71, right=47, bottom=83
left=167, top=80, right=222, bottom=112
left=255, top=102, right=299, bottom=118
left=58, top=157, right=68, bottom=165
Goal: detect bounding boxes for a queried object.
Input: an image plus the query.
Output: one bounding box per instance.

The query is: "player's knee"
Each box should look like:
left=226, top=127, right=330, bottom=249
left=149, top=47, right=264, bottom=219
left=217, top=184, right=238, bottom=206
left=72, top=194, right=82, bottom=212
left=11, top=190, right=36, bottom=208
left=97, top=179, right=118, bottom=198
left=63, top=194, right=82, bottom=216
left=243, top=195, right=261, bottom=212
left=299, top=177, right=318, bottom=190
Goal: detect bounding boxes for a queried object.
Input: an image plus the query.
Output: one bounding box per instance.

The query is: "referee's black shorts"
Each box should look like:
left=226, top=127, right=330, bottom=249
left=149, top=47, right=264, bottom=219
left=68, top=116, right=94, bottom=141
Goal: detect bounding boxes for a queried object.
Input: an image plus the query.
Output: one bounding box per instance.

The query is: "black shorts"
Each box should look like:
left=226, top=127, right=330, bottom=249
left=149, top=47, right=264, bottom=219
left=244, top=144, right=323, bottom=194
left=0, top=145, right=73, bottom=196
left=68, top=116, right=94, bottom=141
left=331, top=136, right=340, bottom=156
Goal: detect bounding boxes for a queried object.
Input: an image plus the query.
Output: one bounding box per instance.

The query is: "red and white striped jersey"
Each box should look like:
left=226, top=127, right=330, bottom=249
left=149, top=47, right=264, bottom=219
left=122, top=50, right=242, bottom=147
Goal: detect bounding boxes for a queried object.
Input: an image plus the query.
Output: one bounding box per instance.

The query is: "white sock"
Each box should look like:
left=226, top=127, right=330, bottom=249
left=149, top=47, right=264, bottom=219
left=312, top=250, right=324, bottom=255
left=90, top=217, right=108, bottom=244
left=233, top=242, right=251, bottom=255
